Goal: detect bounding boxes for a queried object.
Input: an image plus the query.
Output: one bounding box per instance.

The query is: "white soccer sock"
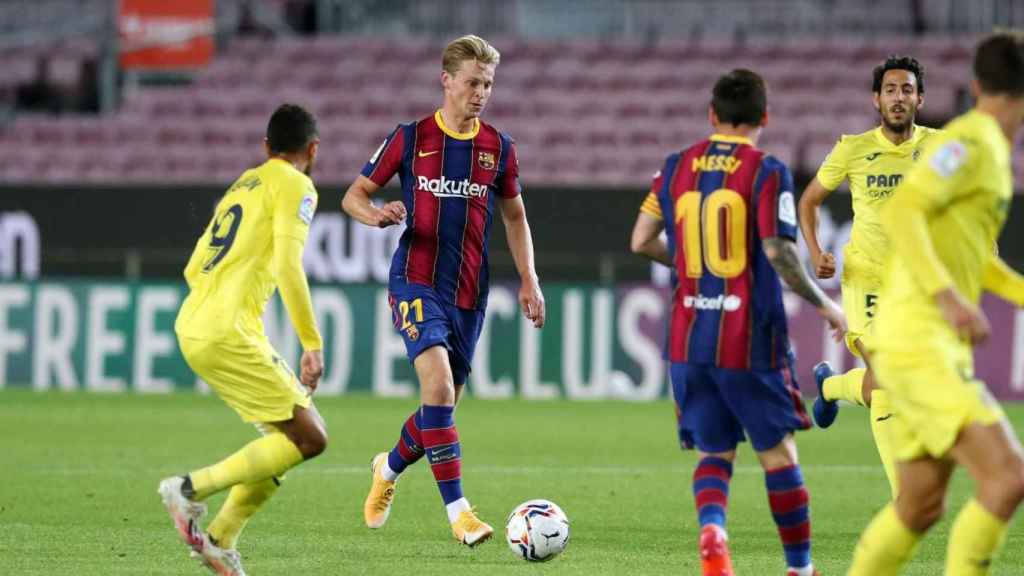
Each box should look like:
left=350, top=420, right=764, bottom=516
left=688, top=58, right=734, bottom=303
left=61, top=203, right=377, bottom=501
left=789, top=565, right=814, bottom=576
left=446, top=497, right=471, bottom=523
left=380, top=459, right=399, bottom=482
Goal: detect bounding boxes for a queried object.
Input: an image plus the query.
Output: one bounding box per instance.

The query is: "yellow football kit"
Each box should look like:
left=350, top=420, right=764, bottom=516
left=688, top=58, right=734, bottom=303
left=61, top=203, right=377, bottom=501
left=816, top=124, right=941, bottom=354
left=175, top=158, right=322, bottom=423
left=872, top=109, right=1023, bottom=461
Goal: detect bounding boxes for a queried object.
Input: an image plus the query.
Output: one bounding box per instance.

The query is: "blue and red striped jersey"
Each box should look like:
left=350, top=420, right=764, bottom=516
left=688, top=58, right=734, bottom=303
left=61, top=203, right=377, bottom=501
left=652, top=134, right=799, bottom=371
left=361, top=110, right=521, bottom=310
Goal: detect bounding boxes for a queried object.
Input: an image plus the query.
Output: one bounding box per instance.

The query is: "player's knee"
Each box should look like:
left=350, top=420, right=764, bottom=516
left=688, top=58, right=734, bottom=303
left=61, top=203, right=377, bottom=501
left=901, top=492, right=945, bottom=531
left=296, top=427, right=328, bottom=460
left=989, top=460, right=1024, bottom=508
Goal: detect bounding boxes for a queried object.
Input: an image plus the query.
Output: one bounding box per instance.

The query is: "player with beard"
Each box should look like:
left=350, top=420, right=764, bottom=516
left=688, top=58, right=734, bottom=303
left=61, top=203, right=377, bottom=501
left=160, top=104, right=328, bottom=576
left=798, top=56, right=940, bottom=498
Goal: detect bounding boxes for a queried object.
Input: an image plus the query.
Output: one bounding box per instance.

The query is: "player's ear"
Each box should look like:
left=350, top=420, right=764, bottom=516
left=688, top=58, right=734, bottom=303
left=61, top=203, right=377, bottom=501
left=308, top=138, right=319, bottom=161
left=263, top=138, right=271, bottom=158
left=872, top=92, right=881, bottom=111
left=708, top=106, right=717, bottom=128
left=761, top=110, right=769, bottom=128
left=969, top=78, right=981, bottom=100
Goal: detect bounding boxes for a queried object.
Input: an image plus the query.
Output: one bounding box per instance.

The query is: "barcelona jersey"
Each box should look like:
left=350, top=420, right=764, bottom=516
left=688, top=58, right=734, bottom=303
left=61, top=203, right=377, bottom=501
left=361, top=110, right=520, bottom=310
left=642, top=134, right=799, bottom=371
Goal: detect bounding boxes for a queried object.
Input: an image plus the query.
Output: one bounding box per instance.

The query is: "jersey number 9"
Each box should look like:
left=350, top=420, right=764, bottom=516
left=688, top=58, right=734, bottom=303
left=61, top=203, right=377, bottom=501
left=202, top=204, right=243, bottom=273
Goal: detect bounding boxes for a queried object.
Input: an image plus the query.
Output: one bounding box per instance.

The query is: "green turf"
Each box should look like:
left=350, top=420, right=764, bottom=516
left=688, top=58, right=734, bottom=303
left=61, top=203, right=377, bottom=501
left=0, top=390, right=1021, bottom=575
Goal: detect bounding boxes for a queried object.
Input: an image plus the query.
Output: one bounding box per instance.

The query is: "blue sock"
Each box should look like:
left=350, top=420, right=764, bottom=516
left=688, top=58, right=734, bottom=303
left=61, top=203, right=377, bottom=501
left=766, top=465, right=812, bottom=569
left=693, top=456, right=733, bottom=528
left=386, top=408, right=424, bottom=475
left=420, top=404, right=462, bottom=505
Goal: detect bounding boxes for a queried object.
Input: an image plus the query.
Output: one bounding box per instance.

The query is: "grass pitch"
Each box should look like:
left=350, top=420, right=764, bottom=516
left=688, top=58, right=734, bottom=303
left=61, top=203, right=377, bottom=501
left=0, top=390, right=1021, bottom=575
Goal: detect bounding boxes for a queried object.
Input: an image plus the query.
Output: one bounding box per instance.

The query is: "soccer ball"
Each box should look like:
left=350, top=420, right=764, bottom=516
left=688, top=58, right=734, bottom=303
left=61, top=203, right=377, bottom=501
left=505, top=499, right=570, bottom=562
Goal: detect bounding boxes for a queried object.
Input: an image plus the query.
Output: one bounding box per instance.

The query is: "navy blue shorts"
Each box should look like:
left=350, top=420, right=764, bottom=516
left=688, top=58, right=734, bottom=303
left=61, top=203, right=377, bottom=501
left=389, top=283, right=484, bottom=386
left=671, top=358, right=811, bottom=453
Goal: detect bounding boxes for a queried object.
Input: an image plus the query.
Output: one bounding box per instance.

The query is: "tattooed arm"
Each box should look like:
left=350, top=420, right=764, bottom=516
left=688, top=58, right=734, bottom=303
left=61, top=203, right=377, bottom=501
left=763, top=236, right=847, bottom=341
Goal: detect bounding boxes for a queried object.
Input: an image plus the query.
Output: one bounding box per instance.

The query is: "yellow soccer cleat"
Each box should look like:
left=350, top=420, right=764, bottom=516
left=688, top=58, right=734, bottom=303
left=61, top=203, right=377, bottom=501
left=451, top=508, right=493, bottom=547
left=363, top=452, right=396, bottom=529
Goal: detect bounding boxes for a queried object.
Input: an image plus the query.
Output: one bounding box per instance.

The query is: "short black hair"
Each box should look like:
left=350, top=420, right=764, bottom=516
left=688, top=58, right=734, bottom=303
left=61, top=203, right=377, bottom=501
left=973, top=33, right=1024, bottom=97
left=872, top=55, right=925, bottom=94
left=266, top=103, right=318, bottom=154
left=711, top=69, right=767, bottom=127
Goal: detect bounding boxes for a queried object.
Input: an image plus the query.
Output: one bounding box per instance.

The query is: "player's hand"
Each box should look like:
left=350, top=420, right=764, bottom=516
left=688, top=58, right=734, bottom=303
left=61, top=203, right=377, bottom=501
left=519, top=275, right=545, bottom=328
left=935, top=288, right=990, bottom=345
left=300, top=349, right=324, bottom=394
left=817, top=299, right=847, bottom=342
left=814, top=251, right=836, bottom=279
left=376, top=201, right=406, bottom=228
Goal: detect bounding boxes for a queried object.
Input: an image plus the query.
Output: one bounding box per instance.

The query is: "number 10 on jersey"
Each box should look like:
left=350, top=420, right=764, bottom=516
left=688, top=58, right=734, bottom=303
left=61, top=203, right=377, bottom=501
left=674, top=188, right=747, bottom=279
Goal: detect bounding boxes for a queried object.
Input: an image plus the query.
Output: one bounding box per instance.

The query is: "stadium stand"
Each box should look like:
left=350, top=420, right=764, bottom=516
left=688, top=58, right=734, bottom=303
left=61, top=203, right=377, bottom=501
left=0, top=0, right=1022, bottom=187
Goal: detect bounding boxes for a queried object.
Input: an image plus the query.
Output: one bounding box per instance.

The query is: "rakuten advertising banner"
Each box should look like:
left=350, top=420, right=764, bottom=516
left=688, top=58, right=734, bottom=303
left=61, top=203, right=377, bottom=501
left=1, top=282, right=1021, bottom=401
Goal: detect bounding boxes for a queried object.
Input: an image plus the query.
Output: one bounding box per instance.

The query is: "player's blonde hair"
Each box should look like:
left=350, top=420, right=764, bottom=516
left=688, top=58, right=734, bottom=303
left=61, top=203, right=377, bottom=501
left=442, top=35, right=500, bottom=76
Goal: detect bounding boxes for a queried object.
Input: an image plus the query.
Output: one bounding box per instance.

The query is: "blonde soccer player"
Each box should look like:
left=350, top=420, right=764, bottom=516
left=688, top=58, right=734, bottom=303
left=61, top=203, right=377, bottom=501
left=343, top=35, right=545, bottom=547
left=158, top=104, right=328, bottom=576
left=849, top=33, right=1024, bottom=575
left=798, top=55, right=941, bottom=497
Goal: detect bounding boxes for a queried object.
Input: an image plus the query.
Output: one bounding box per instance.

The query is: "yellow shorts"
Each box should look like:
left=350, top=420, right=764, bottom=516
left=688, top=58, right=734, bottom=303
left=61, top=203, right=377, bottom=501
left=840, top=278, right=879, bottom=357
left=178, top=334, right=310, bottom=423
left=874, top=345, right=1004, bottom=461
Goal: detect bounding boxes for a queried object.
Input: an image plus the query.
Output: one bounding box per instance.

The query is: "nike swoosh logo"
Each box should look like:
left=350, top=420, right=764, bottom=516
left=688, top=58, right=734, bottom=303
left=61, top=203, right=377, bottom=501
left=418, top=150, right=440, bottom=158
left=875, top=413, right=894, bottom=422
left=865, top=152, right=882, bottom=161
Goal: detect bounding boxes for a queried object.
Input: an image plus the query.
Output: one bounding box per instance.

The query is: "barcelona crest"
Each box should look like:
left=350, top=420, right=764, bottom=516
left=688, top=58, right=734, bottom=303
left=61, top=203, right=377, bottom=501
left=477, top=151, right=496, bottom=170
left=405, top=324, right=420, bottom=341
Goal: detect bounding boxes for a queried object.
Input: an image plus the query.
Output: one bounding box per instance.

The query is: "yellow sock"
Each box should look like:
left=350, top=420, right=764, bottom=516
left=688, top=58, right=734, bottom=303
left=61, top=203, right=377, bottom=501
left=869, top=389, right=898, bottom=498
left=946, top=499, right=1007, bottom=575
left=190, top=433, right=302, bottom=500
left=823, top=368, right=867, bottom=406
left=848, top=504, right=921, bottom=576
left=207, top=477, right=280, bottom=549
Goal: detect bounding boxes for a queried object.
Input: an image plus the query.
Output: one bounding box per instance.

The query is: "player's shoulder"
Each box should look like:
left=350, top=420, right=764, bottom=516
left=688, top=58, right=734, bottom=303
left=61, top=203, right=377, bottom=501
left=262, top=158, right=317, bottom=196
left=754, top=148, right=791, bottom=175
left=477, top=118, right=515, bottom=145
left=837, top=128, right=878, bottom=149
left=915, top=124, right=943, bottom=138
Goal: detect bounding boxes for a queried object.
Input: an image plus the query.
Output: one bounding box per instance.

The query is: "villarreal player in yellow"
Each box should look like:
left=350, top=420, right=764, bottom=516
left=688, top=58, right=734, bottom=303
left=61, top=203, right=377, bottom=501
left=849, top=33, right=1024, bottom=575
left=158, top=104, right=328, bottom=576
left=798, top=56, right=941, bottom=497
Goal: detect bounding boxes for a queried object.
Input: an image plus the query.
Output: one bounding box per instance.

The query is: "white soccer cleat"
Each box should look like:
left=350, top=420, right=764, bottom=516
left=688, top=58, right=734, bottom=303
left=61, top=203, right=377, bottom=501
left=190, top=535, right=247, bottom=576
left=158, top=476, right=208, bottom=553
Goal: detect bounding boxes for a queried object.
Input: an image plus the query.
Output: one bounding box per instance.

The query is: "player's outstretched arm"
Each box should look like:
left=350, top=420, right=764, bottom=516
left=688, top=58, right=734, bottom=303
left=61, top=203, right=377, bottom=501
left=764, top=236, right=847, bottom=341
left=499, top=195, right=545, bottom=328
left=982, top=254, right=1024, bottom=307
left=342, top=175, right=406, bottom=228
left=273, top=235, right=324, bottom=391
left=629, top=212, right=670, bottom=266
left=797, top=177, right=837, bottom=279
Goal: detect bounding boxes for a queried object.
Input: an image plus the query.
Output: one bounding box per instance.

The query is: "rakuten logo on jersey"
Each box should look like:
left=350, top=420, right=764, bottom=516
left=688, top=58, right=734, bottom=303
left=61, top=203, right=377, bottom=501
left=417, top=176, right=488, bottom=199
left=683, top=294, right=743, bottom=312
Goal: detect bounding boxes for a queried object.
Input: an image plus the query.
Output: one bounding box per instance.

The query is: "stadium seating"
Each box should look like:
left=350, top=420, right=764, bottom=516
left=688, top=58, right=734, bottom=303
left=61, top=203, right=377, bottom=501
left=3, top=34, right=1022, bottom=187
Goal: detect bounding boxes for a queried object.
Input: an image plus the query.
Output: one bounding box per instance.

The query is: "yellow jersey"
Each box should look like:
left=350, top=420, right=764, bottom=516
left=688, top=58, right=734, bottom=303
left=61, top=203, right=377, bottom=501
left=175, top=158, right=322, bottom=349
left=816, top=124, right=942, bottom=284
left=875, top=110, right=1017, bottom=354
